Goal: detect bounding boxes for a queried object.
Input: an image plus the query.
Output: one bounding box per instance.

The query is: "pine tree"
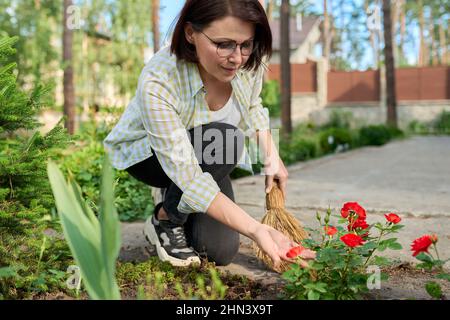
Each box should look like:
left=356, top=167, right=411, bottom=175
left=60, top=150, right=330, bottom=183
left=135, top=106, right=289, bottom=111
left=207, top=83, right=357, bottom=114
left=0, top=35, right=71, bottom=210
left=0, top=35, right=72, bottom=298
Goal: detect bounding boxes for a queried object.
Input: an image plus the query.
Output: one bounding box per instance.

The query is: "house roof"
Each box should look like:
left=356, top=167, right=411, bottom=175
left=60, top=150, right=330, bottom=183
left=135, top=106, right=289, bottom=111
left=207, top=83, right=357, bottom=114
left=270, top=15, right=322, bottom=51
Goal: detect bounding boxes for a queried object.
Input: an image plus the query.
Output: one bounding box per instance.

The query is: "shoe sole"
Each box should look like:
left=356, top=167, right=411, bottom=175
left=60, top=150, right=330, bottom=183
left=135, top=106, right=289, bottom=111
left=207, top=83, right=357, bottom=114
left=143, top=218, right=201, bottom=267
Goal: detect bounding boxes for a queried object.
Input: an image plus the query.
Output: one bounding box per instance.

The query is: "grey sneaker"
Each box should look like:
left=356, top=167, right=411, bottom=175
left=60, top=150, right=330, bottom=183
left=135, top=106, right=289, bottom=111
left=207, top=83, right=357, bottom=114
left=144, top=205, right=200, bottom=267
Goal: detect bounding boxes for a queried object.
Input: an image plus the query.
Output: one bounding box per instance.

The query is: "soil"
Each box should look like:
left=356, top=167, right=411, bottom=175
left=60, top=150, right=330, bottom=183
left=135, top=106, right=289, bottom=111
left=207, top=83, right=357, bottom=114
left=215, top=242, right=450, bottom=300
left=29, top=242, right=449, bottom=300
left=368, top=263, right=450, bottom=300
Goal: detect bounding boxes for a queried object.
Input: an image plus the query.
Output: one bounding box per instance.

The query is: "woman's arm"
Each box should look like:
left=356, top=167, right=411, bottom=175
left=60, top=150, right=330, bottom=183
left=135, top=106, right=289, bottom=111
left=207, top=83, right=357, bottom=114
left=207, top=192, right=290, bottom=268
left=206, top=191, right=316, bottom=269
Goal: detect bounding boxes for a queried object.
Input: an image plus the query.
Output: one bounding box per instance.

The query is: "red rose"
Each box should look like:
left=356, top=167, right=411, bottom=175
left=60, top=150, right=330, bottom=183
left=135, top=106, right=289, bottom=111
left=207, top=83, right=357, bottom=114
left=286, top=246, right=305, bottom=258
left=385, top=213, right=401, bottom=224
left=348, top=219, right=369, bottom=231
left=340, top=233, right=364, bottom=248
left=341, top=202, right=366, bottom=220
left=411, top=235, right=434, bottom=257
left=325, top=226, right=338, bottom=236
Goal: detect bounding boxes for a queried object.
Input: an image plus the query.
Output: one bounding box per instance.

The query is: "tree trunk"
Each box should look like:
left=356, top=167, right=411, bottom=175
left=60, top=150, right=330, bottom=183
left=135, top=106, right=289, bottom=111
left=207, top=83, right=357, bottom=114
left=323, top=0, right=331, bottom=69
left=280, top=0, right=292, bottom=137
left=365, top=0, right=380, bottom=69
left=429, top=17, right=438, bottom=66
left=391, top=1, right=400, bottom=67
left=418, top=0, right=426, bottom=66
left=81, top=32, right=90, bottom=122
left=399, top=0, right=406, bottom=63
left=382, top=0, right=397, bottom=128
left=152, top=0, right=160, bottom=53
left=267, top=0, right=275, bottom=21
left=439, top=19, right=447, bottom=65
left=374, top=0, right=386, bottom=111
left=63, top=0, right=76, bottom=134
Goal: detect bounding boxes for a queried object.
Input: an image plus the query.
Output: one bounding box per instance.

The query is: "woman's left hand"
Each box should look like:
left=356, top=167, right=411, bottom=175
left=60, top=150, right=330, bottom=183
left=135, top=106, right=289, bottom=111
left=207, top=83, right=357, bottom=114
left=251, top=223, right=316, bottom=270
left=265, top=156, right=289, bottom=199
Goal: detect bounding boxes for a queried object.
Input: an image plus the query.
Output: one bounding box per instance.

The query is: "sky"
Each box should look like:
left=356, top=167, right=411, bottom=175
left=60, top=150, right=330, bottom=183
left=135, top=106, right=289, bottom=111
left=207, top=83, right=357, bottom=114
left=160, top=0, right=185, bottom=46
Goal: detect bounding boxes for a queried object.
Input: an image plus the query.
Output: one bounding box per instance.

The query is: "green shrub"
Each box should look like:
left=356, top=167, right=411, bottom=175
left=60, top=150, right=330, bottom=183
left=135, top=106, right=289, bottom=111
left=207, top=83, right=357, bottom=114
left=0, top=35, right=74, bottom=299
left=261, top=80, right=281, bottom=117
left=280, top=138, right=318, bottom=165
left=282, top=205, right=399, bottom=300
left=408, top=120, right=431, bottom=134
left=322, top=110, right=354, bottom=129
left=60, top=139, right=154, bottom=222
left=0, top=226, right=75, bottom=299
left=358, top=125, right=392, bottom=146
left=433, top=110, right=450, bottom=134
left=61, top=117, right=154, bottom=222
left=319, top=128, right=354, bottom=154
left=387, top=126, right=404, bottom=139
left=77, top=119, right=112, bottom=143
left=291, top=138, right=318, bottom=160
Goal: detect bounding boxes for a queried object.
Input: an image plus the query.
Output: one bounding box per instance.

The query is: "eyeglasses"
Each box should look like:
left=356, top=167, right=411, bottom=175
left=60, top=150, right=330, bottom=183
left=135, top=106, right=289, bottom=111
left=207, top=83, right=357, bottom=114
left=199, top=31, right=257, bottom=58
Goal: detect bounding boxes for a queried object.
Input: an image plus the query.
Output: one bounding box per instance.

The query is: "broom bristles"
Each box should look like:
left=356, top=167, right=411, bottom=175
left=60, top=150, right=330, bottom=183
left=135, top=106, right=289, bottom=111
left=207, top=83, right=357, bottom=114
left=253, top=185, right=309, bottom=273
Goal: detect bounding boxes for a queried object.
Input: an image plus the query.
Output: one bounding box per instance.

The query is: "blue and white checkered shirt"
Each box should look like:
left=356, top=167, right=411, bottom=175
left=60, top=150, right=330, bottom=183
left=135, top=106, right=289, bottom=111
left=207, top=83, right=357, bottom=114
left=104, top=46, right=270, bottom=214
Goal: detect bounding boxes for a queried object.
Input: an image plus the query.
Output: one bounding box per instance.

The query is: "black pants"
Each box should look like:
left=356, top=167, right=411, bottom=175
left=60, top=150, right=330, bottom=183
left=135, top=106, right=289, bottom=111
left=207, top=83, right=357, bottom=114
left=127, top=122, right=245, bottom=266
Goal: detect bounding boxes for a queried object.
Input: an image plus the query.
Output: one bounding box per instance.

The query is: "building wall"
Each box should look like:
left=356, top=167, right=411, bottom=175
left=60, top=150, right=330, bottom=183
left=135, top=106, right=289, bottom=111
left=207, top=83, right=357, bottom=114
left=290, top=24, right=322, bottom=64
left=267, top=61, right=317, bottom=93
left=307, top=101, right=450, bottom=129
left=328, top=66, right=450, bottom=103
left=269, top=20, right=322, bottom=65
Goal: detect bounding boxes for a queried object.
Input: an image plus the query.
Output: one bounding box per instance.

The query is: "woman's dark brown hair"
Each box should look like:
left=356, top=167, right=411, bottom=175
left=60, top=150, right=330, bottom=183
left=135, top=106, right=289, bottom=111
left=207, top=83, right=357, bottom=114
left=170, top=0, right=272, bottom=72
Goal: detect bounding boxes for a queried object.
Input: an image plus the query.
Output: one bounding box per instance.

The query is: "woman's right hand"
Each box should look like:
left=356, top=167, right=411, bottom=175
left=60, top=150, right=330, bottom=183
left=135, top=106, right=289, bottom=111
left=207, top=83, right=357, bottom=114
left=251, top=223, right=316, bottom=270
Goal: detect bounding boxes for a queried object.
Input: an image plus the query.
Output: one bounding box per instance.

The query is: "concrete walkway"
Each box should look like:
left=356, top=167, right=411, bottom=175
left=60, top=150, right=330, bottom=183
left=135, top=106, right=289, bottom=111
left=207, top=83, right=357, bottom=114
left=232, top=135, right=450, bottom=263
left=119, top=135, right=450, bottom=296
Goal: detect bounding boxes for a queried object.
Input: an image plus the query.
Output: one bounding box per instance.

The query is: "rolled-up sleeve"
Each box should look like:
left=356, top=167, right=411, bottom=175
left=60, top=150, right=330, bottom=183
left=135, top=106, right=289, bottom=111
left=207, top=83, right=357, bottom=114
left=138, top=74, right=220, bottom=214
left=248, top=67, right=270, bottom=131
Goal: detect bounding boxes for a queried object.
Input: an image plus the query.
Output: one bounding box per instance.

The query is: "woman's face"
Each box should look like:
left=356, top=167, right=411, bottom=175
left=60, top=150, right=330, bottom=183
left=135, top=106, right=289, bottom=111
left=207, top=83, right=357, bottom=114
left=185, top=16, right=255, bottom=83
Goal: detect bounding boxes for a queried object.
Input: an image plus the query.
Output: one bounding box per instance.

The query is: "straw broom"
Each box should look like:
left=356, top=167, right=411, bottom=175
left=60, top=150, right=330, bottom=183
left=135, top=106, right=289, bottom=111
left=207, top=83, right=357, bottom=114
left=253, top=184, right=310, bottom=273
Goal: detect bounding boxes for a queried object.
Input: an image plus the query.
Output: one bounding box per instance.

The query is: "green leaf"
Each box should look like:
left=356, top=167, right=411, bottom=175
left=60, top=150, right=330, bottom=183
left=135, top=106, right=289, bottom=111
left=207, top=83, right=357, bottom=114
left=69, top=178, right=99, bottom=227
left=416, top=262, right=434, bottom=271
left=384, top=238, right=398, bottom=244
left=307, top=290, right=320, bottom=300
left=0, top=267, right=17, bottom=278
left=361, top=242, right=377, bottom=250
left=436, top=273, right=450, bottom=282
left=373, top=222, right=384, bottom=230
left=415, top=253, right=432, bottom=262
left=314, top=283, right=328, bottom=293
left=380, top=272, right=389, bottom=281
left=338, top=218, right=348, bottom=224
left=378, top=242, right=388, bottom=252
left=372, top=256, right=392, bottom=267
left=311, top=262, right=324, bottom=271
left=332, top=260, right=347, bottom=270
left=389, top=225, right=404, bottom=232
left=358, top=241, right=377, bottom=255
left=425, top=281, right=442, bottom=299
left=388, top=242, right=403, bottom=250
left=317, top=247, right=341, bottom=263
left=99, top=155, right=121, bottom=298
left=47, top=160, right=120, bottom=300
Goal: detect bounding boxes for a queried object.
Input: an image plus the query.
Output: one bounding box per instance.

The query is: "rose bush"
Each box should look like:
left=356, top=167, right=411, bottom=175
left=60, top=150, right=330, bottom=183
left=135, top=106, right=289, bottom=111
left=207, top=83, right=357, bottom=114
left=282, top=202, right=404, bottom=300
left=411, top=234, right=450, bottom=299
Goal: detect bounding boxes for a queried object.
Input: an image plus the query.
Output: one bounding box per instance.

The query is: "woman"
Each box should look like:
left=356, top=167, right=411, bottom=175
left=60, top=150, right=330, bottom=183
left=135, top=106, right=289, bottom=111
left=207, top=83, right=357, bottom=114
left=104, top=0, right=315, bottom=268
